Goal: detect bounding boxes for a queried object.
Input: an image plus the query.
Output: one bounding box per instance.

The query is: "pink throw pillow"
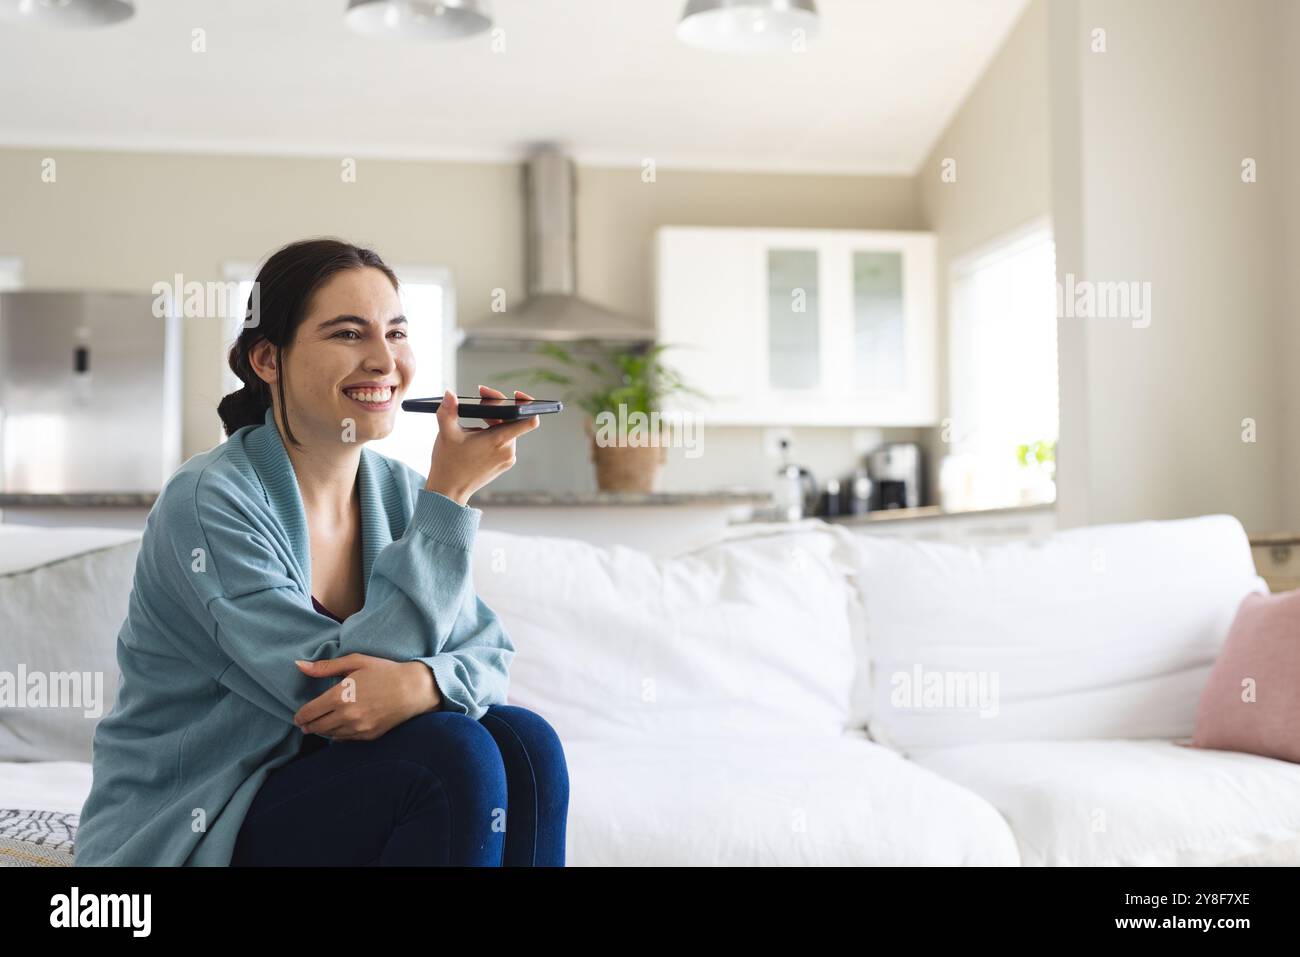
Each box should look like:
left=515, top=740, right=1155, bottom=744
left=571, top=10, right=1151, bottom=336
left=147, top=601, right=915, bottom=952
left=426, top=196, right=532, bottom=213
left=1192, top=589, right=1300, bottom=763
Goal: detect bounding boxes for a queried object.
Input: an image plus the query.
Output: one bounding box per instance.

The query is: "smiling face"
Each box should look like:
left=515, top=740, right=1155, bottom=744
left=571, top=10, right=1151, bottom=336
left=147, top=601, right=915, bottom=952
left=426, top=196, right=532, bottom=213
left=253, top=265, right=412, bottom=448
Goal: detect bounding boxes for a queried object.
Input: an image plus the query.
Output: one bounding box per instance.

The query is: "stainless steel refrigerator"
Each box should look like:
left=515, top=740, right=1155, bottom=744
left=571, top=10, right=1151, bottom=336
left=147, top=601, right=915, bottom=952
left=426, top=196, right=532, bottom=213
left=0, top=291, right=182, bottom=493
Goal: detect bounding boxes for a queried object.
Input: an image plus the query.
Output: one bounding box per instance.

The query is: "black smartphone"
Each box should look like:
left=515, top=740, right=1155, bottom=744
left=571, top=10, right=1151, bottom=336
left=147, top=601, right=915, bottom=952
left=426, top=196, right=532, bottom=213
left=400, top=396, right=564, bottom=419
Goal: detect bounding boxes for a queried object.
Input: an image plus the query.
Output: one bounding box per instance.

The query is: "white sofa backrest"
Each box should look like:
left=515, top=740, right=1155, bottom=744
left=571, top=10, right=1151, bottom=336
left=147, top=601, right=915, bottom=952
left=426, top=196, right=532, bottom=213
left=12, top=511, right=1260, bottom=763
left=846, top=514, right=1267, bottom=752
left=0, top=520, right=869, bottom=761
left=0, top=528, right=142, bottom=762
left=474, top=523, right=864, bottom=743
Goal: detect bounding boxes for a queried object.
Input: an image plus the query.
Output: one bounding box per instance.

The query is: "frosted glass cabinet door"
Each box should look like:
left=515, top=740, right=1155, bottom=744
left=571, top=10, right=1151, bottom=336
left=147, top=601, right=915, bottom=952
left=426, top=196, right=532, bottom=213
left=766, top=248, right=820, bottom=390
left=852, top=250, right=905, bottom=392
left=654, top=226, right=935, bottom=426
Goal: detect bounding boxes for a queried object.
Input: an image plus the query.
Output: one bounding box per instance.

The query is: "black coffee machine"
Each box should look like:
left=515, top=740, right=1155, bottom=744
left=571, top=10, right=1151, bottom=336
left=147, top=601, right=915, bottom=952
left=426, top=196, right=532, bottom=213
left=869, top=443, right=922, bottom=510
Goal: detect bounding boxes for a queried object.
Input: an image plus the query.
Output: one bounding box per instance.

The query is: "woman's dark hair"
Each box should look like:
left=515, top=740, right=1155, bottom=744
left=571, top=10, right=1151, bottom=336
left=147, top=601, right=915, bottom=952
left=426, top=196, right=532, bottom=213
left=217, top=238, right=400, bottom=445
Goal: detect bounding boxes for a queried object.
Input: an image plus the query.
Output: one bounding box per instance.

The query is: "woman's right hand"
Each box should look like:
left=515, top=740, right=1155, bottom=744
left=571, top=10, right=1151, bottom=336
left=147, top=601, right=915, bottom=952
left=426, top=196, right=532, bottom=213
left=424, top=388, right=540, bottom=506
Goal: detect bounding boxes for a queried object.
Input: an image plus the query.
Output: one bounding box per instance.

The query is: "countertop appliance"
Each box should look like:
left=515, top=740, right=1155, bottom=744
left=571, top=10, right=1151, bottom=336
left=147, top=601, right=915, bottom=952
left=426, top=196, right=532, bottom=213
left=844, top=467, right=873, bottom=515
left=0, top=291, right=182, bottom=494
left=869, top=442, right=922, bottom=510
left=816, top=477, right=843, bottom=518
left=774, top=437, right=818, bottom=520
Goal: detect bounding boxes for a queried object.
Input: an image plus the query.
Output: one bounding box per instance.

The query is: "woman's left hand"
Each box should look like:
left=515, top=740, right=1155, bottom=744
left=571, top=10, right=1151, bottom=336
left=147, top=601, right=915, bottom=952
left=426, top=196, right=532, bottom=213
left=292, top=655, right=440, bottom=741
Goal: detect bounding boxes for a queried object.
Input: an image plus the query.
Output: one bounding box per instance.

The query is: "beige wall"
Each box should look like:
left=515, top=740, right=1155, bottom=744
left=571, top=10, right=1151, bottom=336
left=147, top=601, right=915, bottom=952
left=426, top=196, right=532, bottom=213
left=0, top=146, right=920, bottom=494
left=1281, top=0, right=1300, bottom=528
left=1048, top=0, right=1285, bottom=533
left=917, top=0, right=1052, bottom=501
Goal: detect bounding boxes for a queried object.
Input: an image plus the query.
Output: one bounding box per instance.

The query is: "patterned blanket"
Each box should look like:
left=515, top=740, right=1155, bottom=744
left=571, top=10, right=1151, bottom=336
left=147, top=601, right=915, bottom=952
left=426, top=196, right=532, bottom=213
left=0, top=810, right=77, bottom=867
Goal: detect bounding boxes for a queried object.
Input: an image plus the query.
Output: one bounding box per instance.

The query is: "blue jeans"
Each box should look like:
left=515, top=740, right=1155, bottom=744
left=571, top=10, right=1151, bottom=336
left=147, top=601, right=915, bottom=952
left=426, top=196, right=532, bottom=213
left=230, top=704, right=569, bottom=866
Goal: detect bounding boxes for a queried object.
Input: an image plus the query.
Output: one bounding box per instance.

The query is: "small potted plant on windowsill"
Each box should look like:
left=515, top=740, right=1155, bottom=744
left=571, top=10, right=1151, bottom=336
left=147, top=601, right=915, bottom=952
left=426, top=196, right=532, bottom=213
left=496, top=339, right=708, bottom=493
left=1015, top=438, right=1058, bottom=505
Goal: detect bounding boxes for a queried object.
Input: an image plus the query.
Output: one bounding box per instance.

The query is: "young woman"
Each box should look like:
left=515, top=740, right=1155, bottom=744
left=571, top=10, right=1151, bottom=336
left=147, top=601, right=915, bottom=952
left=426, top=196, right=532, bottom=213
left=75, top=238, right=569, bottom=866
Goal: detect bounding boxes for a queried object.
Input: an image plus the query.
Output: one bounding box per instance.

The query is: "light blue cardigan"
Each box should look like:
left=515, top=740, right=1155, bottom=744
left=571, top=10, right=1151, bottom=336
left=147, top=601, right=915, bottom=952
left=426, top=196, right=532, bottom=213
left=75, top=406, right=514, bottom=866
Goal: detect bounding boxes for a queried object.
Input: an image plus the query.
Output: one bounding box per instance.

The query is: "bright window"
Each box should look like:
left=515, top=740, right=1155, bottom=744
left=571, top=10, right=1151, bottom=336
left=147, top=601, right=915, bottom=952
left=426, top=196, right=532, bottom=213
left=222, top=260, right=455, bottom=472
left=945, top=223, right=1058, bottom=510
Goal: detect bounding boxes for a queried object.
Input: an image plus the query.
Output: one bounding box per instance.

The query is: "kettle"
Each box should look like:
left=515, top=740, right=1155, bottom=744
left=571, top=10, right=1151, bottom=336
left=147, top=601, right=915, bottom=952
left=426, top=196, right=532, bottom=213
left=775, top=439, right=817, bottom=520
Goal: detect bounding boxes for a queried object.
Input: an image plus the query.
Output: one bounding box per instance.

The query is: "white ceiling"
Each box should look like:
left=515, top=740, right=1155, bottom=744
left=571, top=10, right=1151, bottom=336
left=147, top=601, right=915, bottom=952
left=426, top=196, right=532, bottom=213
left=0, top=0, right=1028, bottom=174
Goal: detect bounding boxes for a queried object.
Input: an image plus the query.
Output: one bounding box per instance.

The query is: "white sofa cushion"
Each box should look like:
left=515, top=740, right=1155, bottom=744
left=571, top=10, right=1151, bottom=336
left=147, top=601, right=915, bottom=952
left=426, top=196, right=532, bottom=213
left=0, top=536, right=141, bottom=763
left=474, top=524, right=862, bottom=742
left=852, top=515, right=1267, bottom=751
left=564, top=732, right=1020, bottom=865
left=910, top=739, right=1300, bottom=865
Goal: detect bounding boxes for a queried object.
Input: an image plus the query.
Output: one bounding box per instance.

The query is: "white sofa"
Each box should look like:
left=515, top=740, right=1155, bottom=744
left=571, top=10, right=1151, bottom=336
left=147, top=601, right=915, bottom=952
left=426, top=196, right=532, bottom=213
left=2, top=513, right=1297, bottom=866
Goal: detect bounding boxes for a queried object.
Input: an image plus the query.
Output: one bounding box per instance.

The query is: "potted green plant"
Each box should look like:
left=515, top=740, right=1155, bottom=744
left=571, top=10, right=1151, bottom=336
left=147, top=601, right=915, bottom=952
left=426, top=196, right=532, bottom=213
left=496, top=339, right=709, bottom=492
left=1016, top=438, right=1057, bottom=504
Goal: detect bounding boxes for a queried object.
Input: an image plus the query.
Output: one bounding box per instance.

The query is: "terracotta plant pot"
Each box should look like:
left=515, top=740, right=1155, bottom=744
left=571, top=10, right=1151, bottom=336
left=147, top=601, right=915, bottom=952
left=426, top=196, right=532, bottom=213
left=584, top=417, right=669, bottom=493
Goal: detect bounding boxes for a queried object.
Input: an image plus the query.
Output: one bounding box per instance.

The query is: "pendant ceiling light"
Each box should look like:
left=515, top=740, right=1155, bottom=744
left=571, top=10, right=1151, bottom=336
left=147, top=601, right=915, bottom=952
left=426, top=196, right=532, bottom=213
left=344, top=0, right=493, bottom=41
left=0, top=0, right=134, bottom=28
left=677, top=0, right=819, bottom=53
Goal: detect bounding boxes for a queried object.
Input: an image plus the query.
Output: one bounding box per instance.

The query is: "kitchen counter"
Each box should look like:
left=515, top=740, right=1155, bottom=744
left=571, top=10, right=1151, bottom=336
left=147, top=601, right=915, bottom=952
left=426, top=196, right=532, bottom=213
left=468, top=489, right=772, bottom=507
left=470, top=488, right=772, bottom=555
left=0, top=492, right=160, bottom=507
left=0, top=489, right=773, bottom=509
left=3, top=487, right=774, bottom=541
left=0, top=492, right=160, bottom=531
left=823, top=501, right=1056, bottom=526
left=807, top=500, right=1058, bottom=544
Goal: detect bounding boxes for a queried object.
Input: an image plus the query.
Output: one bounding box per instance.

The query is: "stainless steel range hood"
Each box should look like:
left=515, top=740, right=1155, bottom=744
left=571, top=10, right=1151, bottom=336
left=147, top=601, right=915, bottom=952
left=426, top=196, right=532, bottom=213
left=459, top=146, right=654, bottom=348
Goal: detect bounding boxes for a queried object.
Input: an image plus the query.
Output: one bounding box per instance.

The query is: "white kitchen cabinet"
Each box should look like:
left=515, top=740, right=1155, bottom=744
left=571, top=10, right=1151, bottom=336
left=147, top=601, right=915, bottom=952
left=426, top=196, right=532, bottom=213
left=654, top=226, right=937, bottom=426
